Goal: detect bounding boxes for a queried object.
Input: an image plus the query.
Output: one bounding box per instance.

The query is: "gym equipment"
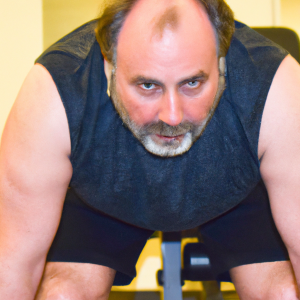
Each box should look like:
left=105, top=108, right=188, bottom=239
left=157, top=232, right=223, bottom=300
left=253, top=27, right=300, bottom=63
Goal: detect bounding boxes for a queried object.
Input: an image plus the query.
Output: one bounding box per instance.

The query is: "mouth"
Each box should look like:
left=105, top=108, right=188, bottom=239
left=152, top=133, right=186, bottom=144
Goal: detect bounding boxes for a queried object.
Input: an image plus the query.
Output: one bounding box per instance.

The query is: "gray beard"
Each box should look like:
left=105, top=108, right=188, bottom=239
left=109, top=67, right=226, bottom=157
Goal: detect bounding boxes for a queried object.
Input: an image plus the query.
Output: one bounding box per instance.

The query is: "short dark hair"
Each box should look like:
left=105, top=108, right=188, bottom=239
left=95, top=0, right=235, bottom=63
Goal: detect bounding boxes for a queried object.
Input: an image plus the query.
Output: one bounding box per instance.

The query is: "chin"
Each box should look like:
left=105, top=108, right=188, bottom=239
left=142, top=132, right=193, bottom=157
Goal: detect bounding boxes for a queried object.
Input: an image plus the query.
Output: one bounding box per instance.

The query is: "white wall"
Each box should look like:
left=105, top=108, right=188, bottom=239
left=0, top=0, right=43, bottom=137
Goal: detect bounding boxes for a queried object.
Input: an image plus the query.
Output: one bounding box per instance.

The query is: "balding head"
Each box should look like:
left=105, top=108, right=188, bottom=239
left=116, top=0, right=218, bottom=68
left=100, top=0, right=227, bottom=157
left=96, top=0, right=234, bottom=63
left=152, top=5, right=180, bottom=39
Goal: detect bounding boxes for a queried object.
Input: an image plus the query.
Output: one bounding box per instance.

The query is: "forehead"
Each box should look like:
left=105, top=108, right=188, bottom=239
left=116, top=0, right=218, bottom=80
left=153, top=5, right=179, bottom=38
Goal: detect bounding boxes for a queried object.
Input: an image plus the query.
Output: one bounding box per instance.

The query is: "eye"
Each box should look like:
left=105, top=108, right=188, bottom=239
left=180, top=79, right=203, bottom=97
left=187, top=80, right=200, bottom=88
left=141, top=83, right=155, bottom=90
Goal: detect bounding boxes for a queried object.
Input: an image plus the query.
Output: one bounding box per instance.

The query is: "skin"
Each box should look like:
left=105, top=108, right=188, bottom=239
left=227, top=54, right=300, bottom=300
left=0, top=64, right=115, bottom=300
left=113, top=0, right=219, bottom=129
left=106, top=0, right=221, bottom=157
left=152, top=5, right=179, bottom=38
left=104, top=0, right=219, bottom=157
left=0, top=0, right=300, bottom=299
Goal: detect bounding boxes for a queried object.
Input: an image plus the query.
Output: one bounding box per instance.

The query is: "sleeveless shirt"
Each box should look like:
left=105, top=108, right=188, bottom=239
left=36, top=20, right=288, bottom=232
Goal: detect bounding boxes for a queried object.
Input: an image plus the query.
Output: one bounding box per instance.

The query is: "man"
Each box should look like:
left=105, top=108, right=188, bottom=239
left=0, top=0, right=300, bottom=299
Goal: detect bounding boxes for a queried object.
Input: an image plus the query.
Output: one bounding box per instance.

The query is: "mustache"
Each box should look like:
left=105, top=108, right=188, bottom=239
left=143, top=121, right=194, bottom=136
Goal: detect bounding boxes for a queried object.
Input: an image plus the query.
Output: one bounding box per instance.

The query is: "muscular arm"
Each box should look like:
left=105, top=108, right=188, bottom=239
left=259, top=55, right=300, bottom=286
left=0, top=64, right=72, bottom=299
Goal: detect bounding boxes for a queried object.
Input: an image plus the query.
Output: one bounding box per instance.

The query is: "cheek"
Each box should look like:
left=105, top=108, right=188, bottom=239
left=116, top=80, right=159, bottom=125
left=127, top=100, right=158, bottom=125
left=184, top=78, right=219, bottom=122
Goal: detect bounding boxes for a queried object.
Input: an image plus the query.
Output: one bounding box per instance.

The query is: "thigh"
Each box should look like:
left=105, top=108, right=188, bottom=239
left=36, top=261, right=116, bottom=300
left=47, top=188, right=154, bottom=286
left=230, top=261, right=298, bottom=300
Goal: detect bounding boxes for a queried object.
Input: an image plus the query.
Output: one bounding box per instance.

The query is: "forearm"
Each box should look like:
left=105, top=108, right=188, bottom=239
left=0, top=255, right=45, bottom=299
left=289, top=253, right=300, bottom=291
left=0, top=273, right=36, bottom=300
left=0, top=209, right=49, bottom=299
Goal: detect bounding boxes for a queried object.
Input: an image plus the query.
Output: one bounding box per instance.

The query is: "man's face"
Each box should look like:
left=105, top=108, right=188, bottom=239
left=105, top=0, right=220, bottom=157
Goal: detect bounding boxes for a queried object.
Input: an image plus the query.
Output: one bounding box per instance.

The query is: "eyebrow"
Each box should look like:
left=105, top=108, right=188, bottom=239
left=129, top=76, right=161, bottom=85
left=129, top=70, right=209, bottom=86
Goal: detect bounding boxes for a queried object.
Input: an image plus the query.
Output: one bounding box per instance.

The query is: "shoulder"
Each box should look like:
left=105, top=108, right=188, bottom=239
left=1, top=63, right=72, bottom=187
left=223, top=22, right=289, bottom=155
left=37, top=20, right=99, bottom=63
left=0, top=64, right=72, bottom=255
left=259, top=55, right=300, bottom=172
left=36, top=19, right=102, bottom=85
left=230, top=21, right=288, bottom=61
left=227, top=22, right=288, bottom=84
left=258, top=56, right=300, bottom=252
left=35, top=20, right=107, bottom=155
left=226, top=21, right=289, bottom=103
left=5, top=63, right=70, bottom=156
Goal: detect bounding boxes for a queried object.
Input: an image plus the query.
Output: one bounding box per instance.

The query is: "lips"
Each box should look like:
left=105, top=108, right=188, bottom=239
left=149, top=133, right=186, bottom=146
left=155, top=134, right=185, bottom=141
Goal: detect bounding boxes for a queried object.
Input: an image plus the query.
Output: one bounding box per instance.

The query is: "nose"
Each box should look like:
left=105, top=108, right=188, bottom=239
left=158, top=91, right=183, bottom=126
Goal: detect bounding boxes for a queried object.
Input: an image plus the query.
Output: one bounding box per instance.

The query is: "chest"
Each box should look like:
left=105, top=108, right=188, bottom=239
left=69, top=90, right=261, bottom=231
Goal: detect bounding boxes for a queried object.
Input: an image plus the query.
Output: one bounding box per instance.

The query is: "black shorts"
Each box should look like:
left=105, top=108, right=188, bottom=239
left=199, top=180, right=289, bottom=280
left=47, top=181, right=289, bottom=285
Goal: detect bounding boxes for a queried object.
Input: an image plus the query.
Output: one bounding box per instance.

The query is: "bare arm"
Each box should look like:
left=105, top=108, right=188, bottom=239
left=0, top=64, right=72, bottom=299
left=259, top=55, right=300, bottom=287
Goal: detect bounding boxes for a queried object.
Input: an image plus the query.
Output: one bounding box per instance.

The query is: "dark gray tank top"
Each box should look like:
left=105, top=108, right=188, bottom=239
left=36, top=20, right=287, bottom=231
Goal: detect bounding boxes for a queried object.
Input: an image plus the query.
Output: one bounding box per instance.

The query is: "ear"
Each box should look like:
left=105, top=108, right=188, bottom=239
left=219, top=57, right=227, bottom=77
left=104, top=59, right=114, bottom=97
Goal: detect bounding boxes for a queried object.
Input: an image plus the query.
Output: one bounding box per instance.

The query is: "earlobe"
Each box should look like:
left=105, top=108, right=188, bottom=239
left=104, top=59, right=114, bottom=97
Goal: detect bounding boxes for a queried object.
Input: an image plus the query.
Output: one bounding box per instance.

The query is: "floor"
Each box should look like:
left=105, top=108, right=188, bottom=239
left=109, top=291, right=240, bottom=300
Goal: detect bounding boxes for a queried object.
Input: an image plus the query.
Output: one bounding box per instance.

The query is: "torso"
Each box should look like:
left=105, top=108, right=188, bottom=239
left=36, top=20, right=288, bottom=231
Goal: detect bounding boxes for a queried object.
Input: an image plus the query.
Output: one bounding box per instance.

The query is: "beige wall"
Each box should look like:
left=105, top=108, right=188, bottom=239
left=226, top=0, right=281, bottom=26
left=42, top=0, right=280, bottom=50
left=43, top=0, right=106, bottom=49
left=0, top=0, right=43, bottom=137
left=1, top=0, right=299, bottom=138
left=281, top=0, right=300, bottom=37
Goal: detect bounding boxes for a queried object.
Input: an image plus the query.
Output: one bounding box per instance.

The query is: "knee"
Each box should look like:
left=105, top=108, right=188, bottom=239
left=41, top=288, right=81, bottom=300
left=240, top=282, right=299, bottom=300
left=37, top=280, right=111, bottom=300
left=36, top=262, right=115, bottom=300
left=37, top=281, right=80, bottom=300
left=265, top=283, right=299, bottom=300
